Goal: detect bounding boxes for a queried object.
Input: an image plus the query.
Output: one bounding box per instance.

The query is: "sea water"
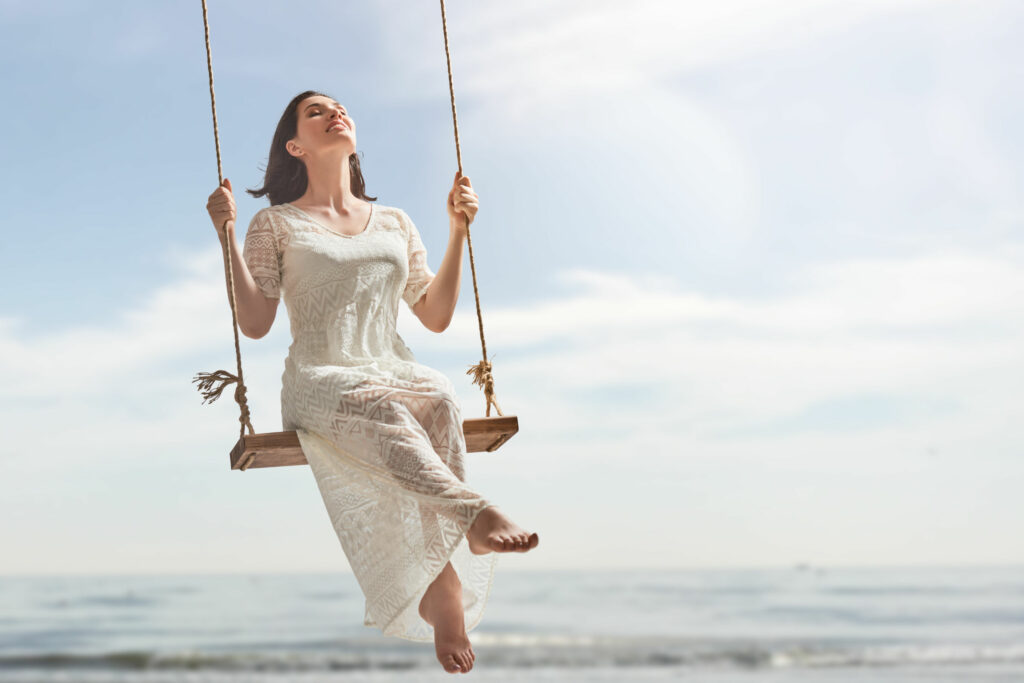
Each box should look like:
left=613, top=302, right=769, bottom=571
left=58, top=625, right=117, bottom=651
left=1, top=565, right=1022, bottom=682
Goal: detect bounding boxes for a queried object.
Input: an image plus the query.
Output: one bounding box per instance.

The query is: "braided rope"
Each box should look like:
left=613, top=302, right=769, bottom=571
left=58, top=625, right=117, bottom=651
left=191, top=0, right=256, bottom=447
left=439, top=0, right=503, bottom=417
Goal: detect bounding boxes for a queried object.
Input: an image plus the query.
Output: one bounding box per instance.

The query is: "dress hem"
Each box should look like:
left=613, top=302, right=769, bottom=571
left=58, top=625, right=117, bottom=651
left=370, top=501, right=499, bottom=643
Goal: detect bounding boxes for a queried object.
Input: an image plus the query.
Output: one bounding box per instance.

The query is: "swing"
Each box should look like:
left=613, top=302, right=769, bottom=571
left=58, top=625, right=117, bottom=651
left=193, top=0, right=518, bottom=471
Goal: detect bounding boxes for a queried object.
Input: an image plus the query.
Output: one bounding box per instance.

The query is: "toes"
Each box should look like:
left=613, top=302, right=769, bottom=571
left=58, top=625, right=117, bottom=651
left=511, top=533, right=534, bottom=551
left=441, top=654, right=462, bottom=673
left=489, top=532, right=539, bottom=553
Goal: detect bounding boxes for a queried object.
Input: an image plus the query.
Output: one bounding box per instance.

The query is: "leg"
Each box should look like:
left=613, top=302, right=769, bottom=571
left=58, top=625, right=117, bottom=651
left=419, top=561, right=475, bottom=673
left=336, top=383, right=479, bottom=501
left=390, top=384, right=540, bottom=556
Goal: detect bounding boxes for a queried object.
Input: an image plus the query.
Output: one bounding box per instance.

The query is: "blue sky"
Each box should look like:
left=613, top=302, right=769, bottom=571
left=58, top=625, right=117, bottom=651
left=1, top=0, right=1022, bottom=574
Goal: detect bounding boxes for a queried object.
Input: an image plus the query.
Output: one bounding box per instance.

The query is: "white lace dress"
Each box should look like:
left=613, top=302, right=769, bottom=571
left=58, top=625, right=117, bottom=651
left=242, top=201, right=499, bottom=642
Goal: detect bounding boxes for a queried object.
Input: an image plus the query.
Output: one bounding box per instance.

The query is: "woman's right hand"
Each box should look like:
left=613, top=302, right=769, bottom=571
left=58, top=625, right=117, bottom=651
left=207, top=178, right=237, bottom=240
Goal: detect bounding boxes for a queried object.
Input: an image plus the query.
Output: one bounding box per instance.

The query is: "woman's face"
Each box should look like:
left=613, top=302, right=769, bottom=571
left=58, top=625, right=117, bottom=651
left=288, top=95, right=356, bottom=159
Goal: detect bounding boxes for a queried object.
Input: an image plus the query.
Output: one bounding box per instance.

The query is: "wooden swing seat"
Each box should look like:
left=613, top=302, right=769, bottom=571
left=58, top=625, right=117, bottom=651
left=231, top=415, right=518, bottom=470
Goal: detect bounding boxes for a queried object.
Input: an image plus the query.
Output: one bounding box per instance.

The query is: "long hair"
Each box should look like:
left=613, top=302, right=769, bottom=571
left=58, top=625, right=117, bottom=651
left=247, top=90, right=377, bottom=206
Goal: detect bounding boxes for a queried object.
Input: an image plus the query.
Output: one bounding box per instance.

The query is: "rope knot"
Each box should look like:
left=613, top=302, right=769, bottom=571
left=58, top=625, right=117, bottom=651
left=234, top=382, right=252, bottom=424
left=466, top=358, right=503, bottom=417
left=194, top=368, right=255, bottom=437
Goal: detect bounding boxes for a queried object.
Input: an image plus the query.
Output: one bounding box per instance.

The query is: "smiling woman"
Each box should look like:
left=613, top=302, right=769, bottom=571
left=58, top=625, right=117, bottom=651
left=244, top=94, right=376, bottom=209
left=193, top=0, right=532, bottom=675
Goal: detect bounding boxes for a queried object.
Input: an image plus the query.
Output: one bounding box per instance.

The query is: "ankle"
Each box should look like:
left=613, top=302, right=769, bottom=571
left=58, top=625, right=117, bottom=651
left=420, top=585, right=462, bottom=623
left=419, top=567, right=462, bottom=620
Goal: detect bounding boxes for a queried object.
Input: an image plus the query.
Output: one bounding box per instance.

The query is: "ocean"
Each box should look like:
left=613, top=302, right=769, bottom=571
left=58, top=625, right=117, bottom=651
left=1, top=565, right=1022, bottom=682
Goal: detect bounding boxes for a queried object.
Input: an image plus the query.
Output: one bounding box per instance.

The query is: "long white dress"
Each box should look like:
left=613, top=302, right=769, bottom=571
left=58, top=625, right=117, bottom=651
left=242, top=201, right=499, bottom=642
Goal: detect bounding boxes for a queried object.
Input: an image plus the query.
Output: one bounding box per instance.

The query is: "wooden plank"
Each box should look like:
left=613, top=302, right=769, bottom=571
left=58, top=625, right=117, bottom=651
left=463, top=415, right=519, bottom=452
left=230, top=415, right=519, bottom=470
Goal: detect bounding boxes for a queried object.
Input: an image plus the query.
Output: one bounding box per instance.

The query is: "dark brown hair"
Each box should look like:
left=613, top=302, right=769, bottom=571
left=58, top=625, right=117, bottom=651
left=247, top=90, right=377, bottom=206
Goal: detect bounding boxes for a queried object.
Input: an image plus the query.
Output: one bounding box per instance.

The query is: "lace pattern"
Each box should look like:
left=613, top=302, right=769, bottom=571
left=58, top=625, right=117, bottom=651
left=242, top=210, right=285, bottom=299
left=241, top=202, right=496, bottom=642
left=399, top=208, right=436, bottom=310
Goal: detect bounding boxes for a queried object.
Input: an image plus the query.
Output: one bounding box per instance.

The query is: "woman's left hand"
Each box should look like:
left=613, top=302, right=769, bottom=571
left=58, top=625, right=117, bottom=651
left=447, top=171, right=479, bottom=235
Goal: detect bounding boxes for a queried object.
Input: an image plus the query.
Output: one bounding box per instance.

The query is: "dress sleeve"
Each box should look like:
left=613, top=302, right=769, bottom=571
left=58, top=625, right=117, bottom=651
left=400, top=208, right=436, bottom=310
left=242, top=209, right=282, bottom=300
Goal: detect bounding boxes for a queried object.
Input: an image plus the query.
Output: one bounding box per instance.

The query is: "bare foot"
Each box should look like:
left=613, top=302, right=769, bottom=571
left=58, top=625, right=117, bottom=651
left=418, top=562, right=475, bottom=674
left=466, top=505, right=540, bottom=555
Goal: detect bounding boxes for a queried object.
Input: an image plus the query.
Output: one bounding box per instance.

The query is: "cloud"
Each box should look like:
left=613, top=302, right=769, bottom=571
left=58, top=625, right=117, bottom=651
left=397, top=243, right=1024, bottom=457
left=371, top=0, right=938, bottom=110
left=4, top=242, right=1021, bottom=453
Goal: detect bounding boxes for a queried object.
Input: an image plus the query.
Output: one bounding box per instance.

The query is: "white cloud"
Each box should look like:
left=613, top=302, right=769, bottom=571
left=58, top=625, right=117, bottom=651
left=396, top=244, right=1024, bottom=458
left=373, top=0, right=940, bottom=111
left=2, top=242, right=1020, bottom=467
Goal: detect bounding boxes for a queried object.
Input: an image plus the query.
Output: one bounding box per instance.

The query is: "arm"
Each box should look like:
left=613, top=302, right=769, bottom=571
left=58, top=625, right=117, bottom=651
left=411, top=171, right=478, bottom=333
left=412, top=224, right=465, bottom=333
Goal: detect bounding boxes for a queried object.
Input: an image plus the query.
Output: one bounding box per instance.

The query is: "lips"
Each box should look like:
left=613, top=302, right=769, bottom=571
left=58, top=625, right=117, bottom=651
left=327, top=122, right=348, bottom=132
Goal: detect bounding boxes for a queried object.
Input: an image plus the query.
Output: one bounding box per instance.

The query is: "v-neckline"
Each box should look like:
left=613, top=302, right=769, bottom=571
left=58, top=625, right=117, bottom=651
left=284, top=202, right=375, bottom=239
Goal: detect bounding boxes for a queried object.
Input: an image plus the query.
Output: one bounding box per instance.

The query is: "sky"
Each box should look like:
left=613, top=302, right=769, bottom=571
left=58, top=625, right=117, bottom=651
left=1, top=0, right=1022, bottom=575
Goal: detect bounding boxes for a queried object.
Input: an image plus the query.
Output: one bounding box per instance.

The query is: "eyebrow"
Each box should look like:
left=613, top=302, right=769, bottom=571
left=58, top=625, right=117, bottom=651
left=304, top=101, right=345, bottom=112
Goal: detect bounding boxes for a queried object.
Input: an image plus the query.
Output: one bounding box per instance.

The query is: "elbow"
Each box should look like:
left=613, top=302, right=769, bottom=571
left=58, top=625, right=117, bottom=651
left=241, top=297, right=278, bottom=339
left=422, top=316, right=448, bottom=334
left=241, top=323, right=269, bottom=339
left=433, top=311, right=456, bottom=334
left=427, top=312, right=452, bottom=334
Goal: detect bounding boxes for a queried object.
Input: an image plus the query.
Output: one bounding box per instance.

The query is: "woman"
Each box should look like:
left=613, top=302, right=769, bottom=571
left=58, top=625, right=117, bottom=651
left=205, top=90, right=539, bottom=674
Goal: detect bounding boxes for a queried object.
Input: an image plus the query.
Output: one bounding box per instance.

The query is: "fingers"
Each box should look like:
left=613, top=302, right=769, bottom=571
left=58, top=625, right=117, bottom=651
left=207, top=178, right=237, bottom=236
left=448, top=173, right=479, bottom=227
left=208, top=178, right=235, bottom=209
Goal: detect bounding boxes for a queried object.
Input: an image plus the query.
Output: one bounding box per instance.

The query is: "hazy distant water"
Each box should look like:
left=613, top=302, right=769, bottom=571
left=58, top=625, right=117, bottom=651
left=1, top=565, right=1022, bottom=682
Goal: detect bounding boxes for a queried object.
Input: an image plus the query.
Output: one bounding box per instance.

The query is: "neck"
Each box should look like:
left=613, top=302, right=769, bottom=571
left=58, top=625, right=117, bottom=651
left=298, top=152, right=359, bottom=212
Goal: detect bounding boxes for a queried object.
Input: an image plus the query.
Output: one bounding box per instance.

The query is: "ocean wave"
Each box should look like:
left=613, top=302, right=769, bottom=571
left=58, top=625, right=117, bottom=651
left=2, top=637, right=1023, bottom=672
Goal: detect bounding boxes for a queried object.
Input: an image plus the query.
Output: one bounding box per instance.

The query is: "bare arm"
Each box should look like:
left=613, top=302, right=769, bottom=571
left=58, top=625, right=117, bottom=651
left=412, top=172, right=478, bottom=333
left=412, top=221, right=464, bottom=333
